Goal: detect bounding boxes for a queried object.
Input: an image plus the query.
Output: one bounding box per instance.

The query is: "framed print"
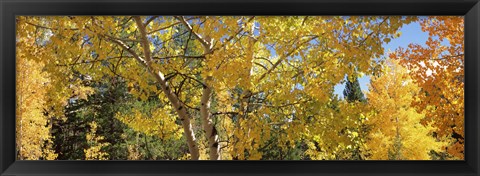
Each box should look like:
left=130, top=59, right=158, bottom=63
left=1, top=0, right=479, bottom=175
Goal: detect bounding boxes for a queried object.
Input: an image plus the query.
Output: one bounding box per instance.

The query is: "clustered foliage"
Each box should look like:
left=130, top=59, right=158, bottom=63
left=15, top=16, right=463, bottom=160
left=390, top=16, right=464, bottom=159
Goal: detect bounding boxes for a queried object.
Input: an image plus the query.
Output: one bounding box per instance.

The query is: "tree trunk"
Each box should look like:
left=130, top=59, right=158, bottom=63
left=156, top=74, right=200, bottom=160
left=124, top=17, right=201, bottom=160
left=200, top=76, right=220, bottom=160
left=177, top=16, right=222, bottom=160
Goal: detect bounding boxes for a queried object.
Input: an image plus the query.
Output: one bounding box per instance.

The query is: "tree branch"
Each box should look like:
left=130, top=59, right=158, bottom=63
left=153, top=55, right=205, bottom=60
left=176, top=16, right=212, bottom=52
left=256, top=35, right=318, bottom=82
left=145, top=16, right=158, bottom=26
left=106, top=37, right=149, bottom=67
left=212, top=16, right=255, bottom=53
left=134, top=17, right=153, bottom=65
left=147, top=17, right=197, bottom=35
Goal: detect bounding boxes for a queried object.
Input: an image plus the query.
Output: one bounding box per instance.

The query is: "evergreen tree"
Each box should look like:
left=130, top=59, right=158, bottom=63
left=343, top=76, right=366, bottom=103
left=341, top=75, right=367, bottom=160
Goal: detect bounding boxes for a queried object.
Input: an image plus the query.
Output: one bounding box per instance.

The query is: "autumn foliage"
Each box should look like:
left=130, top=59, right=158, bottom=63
left=390, top=16, right=464, bottom=159
left=365, top=60, right=444, bottom=160
left=15, top=16, right=463, bottom=160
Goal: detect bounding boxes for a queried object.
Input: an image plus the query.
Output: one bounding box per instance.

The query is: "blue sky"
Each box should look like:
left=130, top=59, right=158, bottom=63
left=333, top=20, right=430, bottom=99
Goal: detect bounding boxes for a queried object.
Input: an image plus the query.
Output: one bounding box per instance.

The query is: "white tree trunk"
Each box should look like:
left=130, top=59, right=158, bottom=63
left=177, top=16, right=222, bottom=160
left=118, top=17, right=201, bottom=160
left=200, top=77, right=220, bottom=160
left=156, top=73, right=200, bottom=160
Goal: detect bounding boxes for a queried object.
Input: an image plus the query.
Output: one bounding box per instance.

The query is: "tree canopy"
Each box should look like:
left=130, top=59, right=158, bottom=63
left=16, top=16, right=463, bottom=160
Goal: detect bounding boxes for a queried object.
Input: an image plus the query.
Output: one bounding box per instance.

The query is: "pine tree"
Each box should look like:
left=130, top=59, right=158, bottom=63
left=343, top=76, right=366, bottom=103
left=341, top=75, right=367, bottom=160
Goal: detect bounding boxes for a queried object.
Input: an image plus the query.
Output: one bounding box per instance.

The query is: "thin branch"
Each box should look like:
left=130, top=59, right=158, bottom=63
left=175, top=16, right=212, bottom=52
left=178, top=72, right=207, bottom=88
left=257, top=35, right=318, bottom=82
left=212, top=112, right=239, bottom=116
left=253, top=62, right=268, bottom=71
left=24, top=21, right=79, bottom=31
left=358, top=17, right=389, bottom=45
left=301, top=16, right=309, bottom=26
left=175, top=78, right=187, bottom=97
left=117, top=17, right=133, bottom=27
left=251, top=99, right=309, bottom=108
left=430, top=54, right=464, bottom=61
left=55, top=56, right=132, bottom=67
left=106, top=36, right=148, bottom=67
left=255, top=57, right=274, bottom=66
left=148, top=22, right=180, bottom=34
left=164, top=72, right=178, bottom=82
left=145, top=16, right=159, bottom=26
left=183, top=30, right=193, bottom=55
left=147, top=17, right=197, bottom=34
left=114, top=50, right=125, bottom=74
left=177, top=98, right=200, bottom=111
left=153, top=55, right=206, bottom=60
left=212, top=16, right=255, bottom=52
left=105, top=35, right=142, bottom=43
left=154, top=31, right=190, bottom=48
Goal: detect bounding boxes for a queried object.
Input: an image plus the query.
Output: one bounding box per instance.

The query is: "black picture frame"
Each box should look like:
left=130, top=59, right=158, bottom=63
left=1, top=0, right=479, bottom=175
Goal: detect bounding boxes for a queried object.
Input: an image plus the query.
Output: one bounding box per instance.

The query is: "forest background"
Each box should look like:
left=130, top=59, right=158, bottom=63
left=15, top=16, right=464, bottom=160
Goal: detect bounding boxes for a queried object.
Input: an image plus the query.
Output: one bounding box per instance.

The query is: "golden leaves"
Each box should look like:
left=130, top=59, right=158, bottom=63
left=16, top=33, right=57, bottom=160
left=364, top=60, right=444, bottom=160
left=390, top=16, right=464, bottom=159
left=84, top=121, right=110, bottom=160
left=17, top=15, right=446, bottom=160
left=115, top=107, right=183, bottom=140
